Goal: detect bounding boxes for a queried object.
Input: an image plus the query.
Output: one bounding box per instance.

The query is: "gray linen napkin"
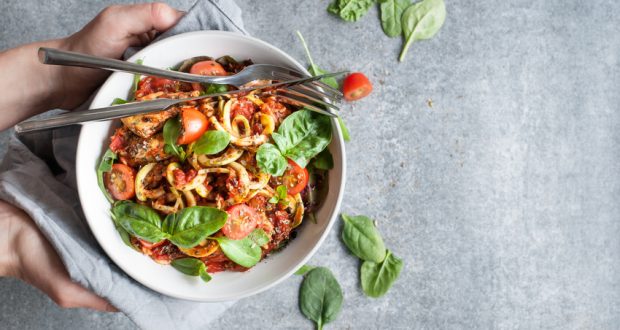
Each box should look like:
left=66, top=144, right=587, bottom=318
left=0, top=0, right=250, bottom=328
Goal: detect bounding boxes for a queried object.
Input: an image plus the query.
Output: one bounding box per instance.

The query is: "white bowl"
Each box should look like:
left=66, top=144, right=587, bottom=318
left=75, top=31, right=346, bottom=302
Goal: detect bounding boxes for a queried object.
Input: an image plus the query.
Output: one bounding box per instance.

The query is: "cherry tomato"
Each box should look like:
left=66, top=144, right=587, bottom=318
left=222, top=204, right=260, bottom=240
left=177, top=108, right=208, bottom=145
left=342, top=72, right=372, bottom=101
left=138, top=238, right=165, bottom=249
left=189, top=60, right=228, bottom=91
left=282, top=159, right=309, bottom=195
left=104, top=164, right=136, bottom=200
left=136, top=76, right=178, bottom=95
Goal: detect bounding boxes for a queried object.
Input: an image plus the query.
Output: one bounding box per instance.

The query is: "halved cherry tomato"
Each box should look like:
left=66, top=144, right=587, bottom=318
left=177, top=108, right=208, bottom=145
left=223, top=204, right=260, bottom=240
left=282, top=159, right=309, bottom=195
left=342, top=72, right=372, bottom=101
left=104, top=164, right=136, bottom=200
left=189, top=60, right=228, bottom=91
left=138, top=238, right=165, bottom=249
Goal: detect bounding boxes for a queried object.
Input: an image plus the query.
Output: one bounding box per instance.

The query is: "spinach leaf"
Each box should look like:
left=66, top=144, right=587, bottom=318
left=132, top=59, right=144, bottom=94
left=294, top=264, right=315, bottom=276
left=110, top=212, right=138, bottom=250
left=272, top=109, right=332, bottom=168
left=341, top=214, right=387, bottom=263
left=256, top=143, right=287, bottom=176
left=163, top=206, right=228, bottom=248
left=112, top=201, right=167, bottom=243
left=296, top=31, right=339, bottom=89
left=268, top=185, right=289, bottom=205
left=214, top=229, right=267, bottom=268
left=337, top=117, right=350, bottom=142
left=204, top=83, right=229, bottom=94
left=312, top=149, right=334, bottom=170
left=97, top=149, right=117, bottom=203
left=380, top=0, right=410, bottom=37
left=360, top=250, right=403, bottom=297
left=111, top=98, right=128, bottom=105
left=327, top=0, right=375, bottom=22
left=399, top=0, right=446, bottom=62
left=171, top=258, right=211, bottom=283
left=193, top=130, right=230, bottom=155
left=299, top=267, right=343, bottom=329
left=163, top=117, right=186, bottom=161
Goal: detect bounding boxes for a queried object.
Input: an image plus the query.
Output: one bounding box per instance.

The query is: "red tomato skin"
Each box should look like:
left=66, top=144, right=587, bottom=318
left=283, top=159, right=309, bottom=195
left=189, top=61, right=228, bottom=91
left=104, top=164, right=136, bottom=200
left=231, top=98, right=257, bottom=120
left=177, top=109, right=208, bottom=145
left=222, top=204, right=260, bottom=240
left=342, top=72, right=373, bottom=101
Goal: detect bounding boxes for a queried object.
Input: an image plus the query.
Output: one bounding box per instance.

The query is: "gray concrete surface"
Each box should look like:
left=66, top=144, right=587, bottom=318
left=1, top=0, right=619, bottom=329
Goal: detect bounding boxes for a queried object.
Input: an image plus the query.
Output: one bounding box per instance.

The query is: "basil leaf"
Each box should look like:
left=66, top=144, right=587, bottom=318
left=171, top=258, right=212, bottom=283
left=163, top=117, right=186, bottom=161
left=112, top=201, right=162, bottom=226
left=341, top=214, right=387, bottom=263
left=116, top=215, right=168, bottom=243
left=248, top=228, right=270, bottom=246
left=399, top=0, right=446, bottom=62
left=337, top=117, right=350, bottom=142
left=97, top=149, right=117, bottom=203
left=256, top=143, right=287, bottom=176
left=271, top=109, right=332, bottom=168
left=132, top=59, right=143, bottom=94
left=193, top=130, right=230, bottom=155
left=296, top=31, right=339, bottom=89
left=294, top=264, right=315, bottom=276
left=111, top=98, right=128, bottom=105
left=361, top=250, right=404, bottom=297
left=111, top=213, right=138, bottom=251
left=327, top=0, right=375, bottom=22
left=163, top=206, right=228, bottom=248
left=380, top=0, right=410, bottom=37
left=214, top=229, right=266, bottom=268
left=312, top=149, right=334, bottom=170
left=299, top=267, right=343, bottom=329
left=204, top=83, right=229, bottom=94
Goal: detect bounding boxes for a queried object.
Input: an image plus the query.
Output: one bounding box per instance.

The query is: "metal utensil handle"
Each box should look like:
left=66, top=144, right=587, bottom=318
left=14, top=99, right=178, bottom=133
left=38, top=48, right=229, bottom=84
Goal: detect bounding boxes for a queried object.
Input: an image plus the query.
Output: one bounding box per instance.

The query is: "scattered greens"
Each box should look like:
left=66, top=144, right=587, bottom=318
left=336, top=117, right=351, bottom=142
left=380, top=0, right=410, bottom=37
left=204, top=83, right=229, bottom=94
left=269, top=185, right=289, bottom=205
left=256, top=143, right=287, bottom=176
left=193, top=130, right=230, bottom=155
left=163, top=117, right=186, bottom=161
left=296, top=31, right=339, bottom=89
left=299, top=267, right=344, bottom=330
left=327, top=0, right=375, bottom=22
left=213, top=229, right=269, bottom=268
left=399, top=0, right=446, bottom=61
left=97, top=149, right=117, bottom=203
left=162, top=206, right=228, bottom=248
left=171, top=258, right=212, bottom=283
left=360, top=250, right=403, bottom=297
left=294, top=264, right=316, bottom=276
left=312, top=149, right=334, bottom=171
left=111, top=98, right=128, bottom=105
left=340, top=213, right=404, bottom=298
left=132, top=59, right=144, bottom=94
left=341, top=214, right=387, bottom=263
left=114, top=203, right=168, bottom=243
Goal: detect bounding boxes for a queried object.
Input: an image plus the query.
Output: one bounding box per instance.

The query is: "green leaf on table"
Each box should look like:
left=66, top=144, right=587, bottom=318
left=337, top=117, right=350, bottom=142
left=399, top=0, right=446, bottom=62
left=296, top=31, right=339, bottom=89
left=341, top=213, right=387, bottom=263
left=97, top=149, right=117, bottom=203
left=299, top=267, right=343, bottom=330
left=327, top=0, right=375, bottom=22
left=162, top=206, right=228, bottom=248
left=294, top=264, right=315, bottom=276
left=193, top=130, right=230, bottom=155
left=360, top=250, right=404, bottom=297
left=380, top=0, right=411, bottom=37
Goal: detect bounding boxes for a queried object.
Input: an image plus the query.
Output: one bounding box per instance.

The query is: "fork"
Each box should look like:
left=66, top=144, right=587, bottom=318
left=39, top=48, right=343, bottom=105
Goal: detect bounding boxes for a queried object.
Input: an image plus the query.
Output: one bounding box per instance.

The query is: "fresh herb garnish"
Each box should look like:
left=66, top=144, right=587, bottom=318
left=399, top=0, right=446, bottom=61
left=312, top=149, right=334, bottom=170
left=336, top=117, right=351, bottom=142
left=111, top=98, right=128, bottom=105
left=97, top=149, right=117, bottom=203
left=380, top=0, right=410, bottom=37
left=327, top=0, right=375, bottom=22
left=212, top=229, right=268, bottom=268
left=256, top=143, right=288, bottom=176
left=269, top=185, right=289, bottom=206
left=162, top=206, right=228, bottom=248
left=112, top=201, right=167, bottom=243
left=193, top=130, right=230, bottom=155
left=132, top=59, right=144, bottom=95
left=163, top=117, right=186, bottom=161
left=171, top=258, right=211, bottom=283
left=204, top=83, right=229, bottom=94
left=360, top=250, right=404, bottom=297
left=299, top=267, right=344, bottom=330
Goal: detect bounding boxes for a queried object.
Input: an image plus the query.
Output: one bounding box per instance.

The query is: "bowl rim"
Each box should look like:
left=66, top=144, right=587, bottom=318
left=75, top=30, right=347, bottom=301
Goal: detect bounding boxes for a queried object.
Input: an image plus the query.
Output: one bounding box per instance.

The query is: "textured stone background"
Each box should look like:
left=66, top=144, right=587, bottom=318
left=1, top=0, right=619, bottom=329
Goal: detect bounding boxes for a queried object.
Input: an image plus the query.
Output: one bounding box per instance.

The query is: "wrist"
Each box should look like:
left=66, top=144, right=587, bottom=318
left=0, top=201, right=22, bottom=278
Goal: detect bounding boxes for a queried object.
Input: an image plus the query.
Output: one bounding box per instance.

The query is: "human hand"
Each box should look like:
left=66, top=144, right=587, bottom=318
left=0, top=3, right=183, bottom=130
left=0, top=200, right=116, bottom=311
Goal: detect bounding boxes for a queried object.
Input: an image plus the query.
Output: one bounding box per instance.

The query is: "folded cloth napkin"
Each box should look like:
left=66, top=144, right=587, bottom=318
left=0, top=0, right=250, bottom=328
